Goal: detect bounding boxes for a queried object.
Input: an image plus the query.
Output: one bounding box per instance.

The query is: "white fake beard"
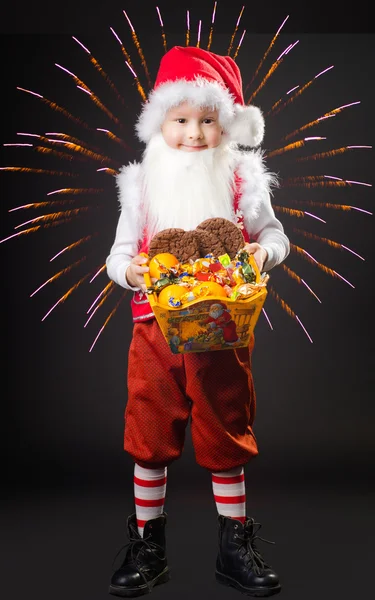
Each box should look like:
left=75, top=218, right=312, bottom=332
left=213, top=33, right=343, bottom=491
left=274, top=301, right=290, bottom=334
left=142, top=133, right=236, bottom=239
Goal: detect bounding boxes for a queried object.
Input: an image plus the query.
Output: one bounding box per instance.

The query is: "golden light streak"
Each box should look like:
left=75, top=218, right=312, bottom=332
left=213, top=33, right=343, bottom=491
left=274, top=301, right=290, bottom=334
left=46, top=188, right=103, bottom=196
left=273, top=205, right=305, bottom=218
left=0, top=226, right=41, bottom=244
left=281, top=176, right=349, bottom=189
left=296, top=145, right=372, bottom=162
left=110, top=25, right=146, bottom=100
left=55, top=64, right=121, bottom=125
left=96, top=167, right=119, bottom=176
left=156, top=6, right=168, bottom=53
left=186, top=10, right=190, bottom=46
left=14, top=207, right=91, bottom=229
left=206, top=1, right=217, bottom=51
left=9, top=199, right=77, bottom=212
left=227, top=5, right=245, bottom=56
left=30, top=258, right=87, bottom=297
left=50, top=236, right=93, bottom=262
left=72, top=36, right=124, bottom=104
left=0, top=166, right=78, bottom=176
left=46, top=138, right=117, bottom=165
left=289, top=200, right=370, bottom=213
left=269, top=66, right=334, bottom=117
left=17, top=87, right=90, bottom=129
left=90, top=264, right=106, bottom=283
left=280, top=264, right=321, bottom=303
left=87, top=281, right=115, bottom=313
left=246, top=42, right=299, bottom=105
left=244, top=15, right=289, bottom=98
left=233, top=30, right=246, bottom=61
left=290, top=243, right=354, bottom=286
left=268, top=286, right=313, bottom=342
left=266, top=137, right=326, bottom=158
left=84, top=283, right=116, bottom=328
left=33, top=146, right=76, bottom=162
left=89, top=292, right=127, bottom=352
left=281, top=102, right=362, bottom=141
left=123, top=10, right=153, bottom=88
left=41, top=274, right=91, bottom=321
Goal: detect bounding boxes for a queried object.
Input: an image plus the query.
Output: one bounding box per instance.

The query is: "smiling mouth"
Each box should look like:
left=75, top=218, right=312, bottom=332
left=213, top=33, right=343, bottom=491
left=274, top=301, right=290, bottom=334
left=180, top=144, right=207, bottom=151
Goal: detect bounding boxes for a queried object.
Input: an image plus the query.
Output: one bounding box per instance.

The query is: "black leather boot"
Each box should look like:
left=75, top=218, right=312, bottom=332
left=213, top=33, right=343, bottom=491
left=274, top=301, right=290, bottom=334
left=109, top=513, right=170, bottom=597
left=216, top=515, right=281, bottom=597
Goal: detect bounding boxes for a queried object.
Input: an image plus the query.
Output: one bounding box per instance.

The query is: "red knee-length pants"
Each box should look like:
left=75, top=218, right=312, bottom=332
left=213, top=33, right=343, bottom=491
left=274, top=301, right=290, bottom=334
left=124, top=319, right=258, bottom=472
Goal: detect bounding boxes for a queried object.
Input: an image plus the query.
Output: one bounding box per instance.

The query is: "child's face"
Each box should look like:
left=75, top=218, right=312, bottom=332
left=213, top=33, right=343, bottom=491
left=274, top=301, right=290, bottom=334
left=161, top=102, right=223, bottom=152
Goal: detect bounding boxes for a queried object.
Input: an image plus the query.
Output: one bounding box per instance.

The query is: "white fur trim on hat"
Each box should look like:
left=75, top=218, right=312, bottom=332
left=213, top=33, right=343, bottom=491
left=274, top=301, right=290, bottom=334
left=135, top=78, right=264, bottom=147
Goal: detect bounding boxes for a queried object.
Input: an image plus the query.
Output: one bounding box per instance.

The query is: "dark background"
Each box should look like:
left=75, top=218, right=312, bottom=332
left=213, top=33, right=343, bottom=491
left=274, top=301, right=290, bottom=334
left=1, top=1, right=374, bottom=599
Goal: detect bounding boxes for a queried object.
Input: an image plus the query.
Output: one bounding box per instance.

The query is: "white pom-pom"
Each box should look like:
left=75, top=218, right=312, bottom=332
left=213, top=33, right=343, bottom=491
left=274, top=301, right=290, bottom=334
left=228, top=104, right=265, bottom=147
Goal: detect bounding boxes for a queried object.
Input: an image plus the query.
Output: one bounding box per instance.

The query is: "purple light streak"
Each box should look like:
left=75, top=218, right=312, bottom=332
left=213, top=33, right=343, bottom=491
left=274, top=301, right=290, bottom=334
left=341, top=245, right=365, bottom=260
left=110, top=28, right=123, bottom=46
left=30, top=278, right=53, bottom=297
left=17, top=87, right=43, bottom=99
left=89, top=326, right=105, bottom=352
left=156, top=6, right=163, bottom=27
left=15, top=215, right=45, bottom=229
left=123, top=11, right=135, bottom=33
left=72, top=37, right=90, bottom=54
left=212, top=2, right=217, bottom=23
left=275, top=15, right=289, bottom=36
left=287, top=85, right=299, bottom=95
left=187, top=10, right=190, bottom=30
left=50, top=247, right=69, bottom=261
left=236, top=6, right=245, bottom=28
left=349, top=206, right=373, bottom=215
left=47, top=189, right=68, bottom=196
left=296, top=316, right=313, bottom=343
left=333, top=271, right=355, bottom=288
left=9, top=204, right=34, bottom=212
left=3, top=143, right=33, bottom=147
left=262, top=308, right=273, bottom=330
left=90, top=266, right=106, bottom=283
left=301, top=279, right=321, bottom=303
left=77, top=86, right=91, bottom=95
left=197, top=20, right=202, bottom=44
left=303, top=249, right=318, bottom=263
left=125, top=61, right=137, bottom=78
left=55, top=63, right=77, bottom=78
left=87, top=289, right=107, bottom=313
left=314, top=65, right=334, bottom=79
left=304, top=212, right=327, bottom=224
left=238, top=30, right=246, bottom=48
left=336, top=101, right=360, bottom=110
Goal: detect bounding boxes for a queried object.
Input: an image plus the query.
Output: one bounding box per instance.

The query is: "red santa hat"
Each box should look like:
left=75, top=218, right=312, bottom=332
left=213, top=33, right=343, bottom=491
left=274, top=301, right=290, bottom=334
left=135, top=46, right=265, bottom=147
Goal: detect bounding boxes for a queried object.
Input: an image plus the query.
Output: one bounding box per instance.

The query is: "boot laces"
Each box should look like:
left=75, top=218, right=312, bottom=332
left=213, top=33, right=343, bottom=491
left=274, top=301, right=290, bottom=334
left=112, top=528, right=161, bottom=570
left=235, top=519, right=275, bottom=575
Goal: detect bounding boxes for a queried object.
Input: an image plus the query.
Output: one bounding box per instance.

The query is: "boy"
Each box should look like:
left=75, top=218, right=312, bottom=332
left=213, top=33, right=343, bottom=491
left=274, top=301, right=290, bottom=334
left=106, top=46, right=289, bottom=597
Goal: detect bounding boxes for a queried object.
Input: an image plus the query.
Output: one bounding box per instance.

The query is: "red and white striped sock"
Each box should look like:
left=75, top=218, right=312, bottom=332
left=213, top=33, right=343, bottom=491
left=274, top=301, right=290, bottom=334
left=134, top=464, right=167, bottom=537
left=212, top=466, right=246, bottom=524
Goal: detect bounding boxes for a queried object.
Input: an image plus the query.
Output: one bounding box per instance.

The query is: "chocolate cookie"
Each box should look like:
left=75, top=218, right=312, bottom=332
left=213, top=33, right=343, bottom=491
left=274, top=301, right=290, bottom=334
left=196, top=218, right=245, bottom=258
left=148, top=228, right=201, bottom=262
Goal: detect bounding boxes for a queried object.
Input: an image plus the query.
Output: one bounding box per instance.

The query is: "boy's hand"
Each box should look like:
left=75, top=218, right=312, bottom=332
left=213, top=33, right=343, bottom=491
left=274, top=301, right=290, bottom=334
left=243, top=243, right=268, bottom=272
left=126, top=255, right=149, bottom=292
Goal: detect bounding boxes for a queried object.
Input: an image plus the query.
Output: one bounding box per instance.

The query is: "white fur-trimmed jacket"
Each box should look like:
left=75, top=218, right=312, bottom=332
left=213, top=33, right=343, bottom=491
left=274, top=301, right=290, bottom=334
left=106, top=149, right=290, bottom=292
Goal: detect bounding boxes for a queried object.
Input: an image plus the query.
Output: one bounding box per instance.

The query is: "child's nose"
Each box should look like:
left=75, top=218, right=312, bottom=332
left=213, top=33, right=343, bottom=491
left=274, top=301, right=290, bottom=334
left=187, top=122, right=203, bottom=140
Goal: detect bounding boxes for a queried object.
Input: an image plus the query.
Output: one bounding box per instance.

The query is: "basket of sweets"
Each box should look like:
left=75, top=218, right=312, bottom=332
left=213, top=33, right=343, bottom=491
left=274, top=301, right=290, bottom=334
left=143, top=248, right=269, bottom=354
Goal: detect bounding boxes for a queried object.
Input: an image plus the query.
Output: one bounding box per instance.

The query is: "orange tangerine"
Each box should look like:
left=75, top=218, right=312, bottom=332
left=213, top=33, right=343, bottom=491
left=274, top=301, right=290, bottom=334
left=191, top=281, right=227, bottom=299
left=149, top=253, right=179, bottom=279
left=158, top=284, right=189, bottom=307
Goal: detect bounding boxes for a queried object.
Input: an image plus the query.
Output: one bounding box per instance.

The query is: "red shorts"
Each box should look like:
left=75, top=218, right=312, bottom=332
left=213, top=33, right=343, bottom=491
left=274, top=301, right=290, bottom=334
left=125, top=319, right=258, bottom=472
